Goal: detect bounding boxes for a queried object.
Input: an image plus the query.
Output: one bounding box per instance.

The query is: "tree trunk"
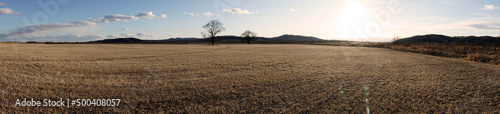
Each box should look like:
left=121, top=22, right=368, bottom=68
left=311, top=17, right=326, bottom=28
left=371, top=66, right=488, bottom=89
left=247, top=39, right=250, bottom=44
left=211, top=37, right=215, bottom=45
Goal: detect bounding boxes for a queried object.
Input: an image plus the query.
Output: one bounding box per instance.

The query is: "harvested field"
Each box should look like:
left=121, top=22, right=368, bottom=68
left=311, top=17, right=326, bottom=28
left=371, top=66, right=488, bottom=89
left=0, top=44, right=499, bottom=113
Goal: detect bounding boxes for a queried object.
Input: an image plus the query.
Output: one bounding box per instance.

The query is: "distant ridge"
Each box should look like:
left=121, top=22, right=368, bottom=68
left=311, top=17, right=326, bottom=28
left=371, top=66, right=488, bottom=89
left=86, top=34, right=325, bottom=44
left=394, top=34, right=500, bottom=45
left=89, top=38, right=143, bottom=43
left=272, top=34, right=323, bottom=41
left=393, top=34, right=453, bottom=44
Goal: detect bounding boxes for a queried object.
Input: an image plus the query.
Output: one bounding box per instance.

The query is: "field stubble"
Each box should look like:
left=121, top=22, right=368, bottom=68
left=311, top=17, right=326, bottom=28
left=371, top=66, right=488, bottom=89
left=0, top=44, right=499, bottom=113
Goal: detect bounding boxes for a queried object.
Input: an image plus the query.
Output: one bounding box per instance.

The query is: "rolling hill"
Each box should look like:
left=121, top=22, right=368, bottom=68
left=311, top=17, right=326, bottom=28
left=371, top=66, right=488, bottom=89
left=394, top=34, right=500, bottom=45
left=87, top=34, right=325, bottom=44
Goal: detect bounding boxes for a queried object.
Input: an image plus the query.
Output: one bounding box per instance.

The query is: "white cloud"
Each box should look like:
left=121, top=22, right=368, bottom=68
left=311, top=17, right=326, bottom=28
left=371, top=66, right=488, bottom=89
left=289, top=8, right=296, bottom=12
left=136, top=33, right=155, bottom=37
left=41, top=34, right=105, bottom=41
left=484, top=5, right=500, bottom=10
left=7, top=32, right=162, bottom=41
left=469, top=23, right=500, bottom=30
left=202, top=12, right=214, bottom=16
left=121, top=28, right=130, bottom=30
left=90, top=12, right=159, bottom=23
left=385, top=14, right=500, bottom=39
left=223, top=8, right=254, bottom=14
left=3, top=33, right=106, bottom=42
left=160, top=14, right=167, bottom=18
left=105, top=33, right=156, bottom=38
left=1, top=11, right=161, bottom=41
left=415, top=14, right=500, bottom=31
left=90, top=14, right=138, bottom=23
left=120, top=33, right=135, bottom=38
left=106, top=34, right=119, bottom=38
left=0, top=8, right=21, bottom=15
left=184, top=11, right=215, bottom=16
left=0, top=3, right=6, bottom=6
left=135, top=11, right=156, bottom=19
left=1, top=21, right=96, bottom=39
left=183, top=12, right=195, bottom=16
left=71, top=21, right=96, bottom=26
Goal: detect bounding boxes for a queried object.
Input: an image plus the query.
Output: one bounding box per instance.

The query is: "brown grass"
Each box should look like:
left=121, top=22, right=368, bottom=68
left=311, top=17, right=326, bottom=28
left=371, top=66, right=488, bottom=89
left=0, top=42, right=24, bottom=44
left=465, top=53, right=489, bottom=62
left=314, top=42, right=392, bottom=48
left=1, top=44, right=499, bottom=113
left=388, top=43, right=500, bottom=65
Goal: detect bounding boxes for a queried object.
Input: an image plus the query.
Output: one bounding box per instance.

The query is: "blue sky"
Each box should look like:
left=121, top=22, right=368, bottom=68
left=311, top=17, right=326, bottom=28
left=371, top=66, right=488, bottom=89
left=0, top=0, right=499, bottom=42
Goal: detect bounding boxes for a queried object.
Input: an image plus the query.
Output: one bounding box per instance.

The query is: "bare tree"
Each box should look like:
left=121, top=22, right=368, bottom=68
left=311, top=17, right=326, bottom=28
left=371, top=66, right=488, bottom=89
left=241, top=30, right=257, bottom=44
left=201, top=20, right=225, bottom=45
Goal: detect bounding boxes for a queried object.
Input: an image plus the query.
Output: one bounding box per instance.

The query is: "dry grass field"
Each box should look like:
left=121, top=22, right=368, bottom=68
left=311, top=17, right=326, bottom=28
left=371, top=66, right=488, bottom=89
left=389, top=43, right=500, bottom=65
left=0, top=44, right=499, bottom=113
left=316, top=42, right=500, bottom=65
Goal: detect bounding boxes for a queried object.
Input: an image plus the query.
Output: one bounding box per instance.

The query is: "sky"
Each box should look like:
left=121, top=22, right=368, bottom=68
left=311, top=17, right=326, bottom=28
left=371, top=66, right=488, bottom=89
left=0, top=0, right=499, bottom=42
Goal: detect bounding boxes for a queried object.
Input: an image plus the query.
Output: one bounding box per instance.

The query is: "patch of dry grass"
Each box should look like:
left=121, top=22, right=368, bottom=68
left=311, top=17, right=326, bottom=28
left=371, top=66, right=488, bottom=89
left=0, top=42, right=24, bottom=44
left=314, top=42, right=392, bottom=48
left=0, top=44, right=499, bottom=113
left=389, top=43, right=500, bottom=65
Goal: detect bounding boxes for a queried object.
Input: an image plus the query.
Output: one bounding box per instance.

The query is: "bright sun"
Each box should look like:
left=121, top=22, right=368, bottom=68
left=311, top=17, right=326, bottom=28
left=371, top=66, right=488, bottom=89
left=336, top=0, right=371, bottom=30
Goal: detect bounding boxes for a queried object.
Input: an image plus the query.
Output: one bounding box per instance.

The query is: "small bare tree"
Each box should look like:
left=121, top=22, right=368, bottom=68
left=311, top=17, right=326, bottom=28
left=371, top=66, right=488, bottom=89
left=201, top=20, right=225, bottom=45
left=241, top=30, right=257, bottom=44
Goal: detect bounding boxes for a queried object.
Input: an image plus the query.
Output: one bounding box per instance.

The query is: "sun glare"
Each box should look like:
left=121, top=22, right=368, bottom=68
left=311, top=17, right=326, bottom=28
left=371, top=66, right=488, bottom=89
left=336, top=0, right=371, bottom=30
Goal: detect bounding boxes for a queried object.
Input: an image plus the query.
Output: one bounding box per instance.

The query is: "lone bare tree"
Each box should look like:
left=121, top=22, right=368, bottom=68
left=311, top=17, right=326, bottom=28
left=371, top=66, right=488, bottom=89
left=241, top=30, right=257, bottom=44
left=201, top=20, right=225, bottom=45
